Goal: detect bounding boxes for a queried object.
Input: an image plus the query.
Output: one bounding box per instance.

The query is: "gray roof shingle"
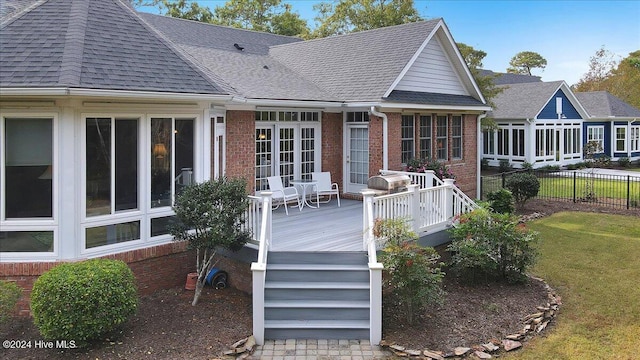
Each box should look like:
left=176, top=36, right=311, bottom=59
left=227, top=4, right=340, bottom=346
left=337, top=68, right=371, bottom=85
left=1, top=0, right=225, bottom=94
left=489, top=81, right=564, bottom=119
left=385, top=90, right=485, bottom=107
left=138, top=12, right=338, bottom=101
left=575, top=91, right=640, bottom=118
left=270, top=20, right=441, bottom=101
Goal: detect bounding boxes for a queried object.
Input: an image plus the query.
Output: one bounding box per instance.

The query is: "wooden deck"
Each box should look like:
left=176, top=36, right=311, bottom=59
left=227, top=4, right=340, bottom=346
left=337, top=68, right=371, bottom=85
left=270, top=199, right=363, bottom=252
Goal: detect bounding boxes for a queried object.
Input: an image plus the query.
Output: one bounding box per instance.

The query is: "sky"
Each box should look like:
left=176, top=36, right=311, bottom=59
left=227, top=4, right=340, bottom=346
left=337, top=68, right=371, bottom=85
left=139, top=0, right=640, bottom=86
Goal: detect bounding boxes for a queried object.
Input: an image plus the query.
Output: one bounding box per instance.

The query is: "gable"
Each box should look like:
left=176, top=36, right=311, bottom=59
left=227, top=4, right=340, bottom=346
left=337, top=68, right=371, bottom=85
left=394, top=35, right=467, bottom=96
left=538, top=89, right=583, bottom=119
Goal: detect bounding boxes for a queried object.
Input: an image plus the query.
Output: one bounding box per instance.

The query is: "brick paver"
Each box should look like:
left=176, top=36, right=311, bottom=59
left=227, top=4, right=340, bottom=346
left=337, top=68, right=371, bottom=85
left=249, top=339, right=392, bottom=359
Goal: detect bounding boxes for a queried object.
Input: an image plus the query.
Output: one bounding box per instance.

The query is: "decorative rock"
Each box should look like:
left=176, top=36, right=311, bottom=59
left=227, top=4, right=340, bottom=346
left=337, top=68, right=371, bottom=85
left=454, top=347, right=471, bottom=356
left=405, top=349, right=422, bottom=356
left=481, top=342, right=499, bottom=352
left=390, top=344, right=406, bottom=352
left=524, top=312, right=544, bottom=322
left=474, top=350, right=492, bottom=359
left=423, top=350, right=445, bottom=360
left=537, top=320, right=550, bottom=333
left=502, top=339, right=522, bottom=352
left=505, top=334, right=522, bottom=340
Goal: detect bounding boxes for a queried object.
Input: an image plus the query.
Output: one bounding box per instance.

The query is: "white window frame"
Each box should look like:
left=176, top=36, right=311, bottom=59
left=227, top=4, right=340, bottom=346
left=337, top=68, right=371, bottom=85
left=451, top=115, right=463, bottom=160
left=587, top=126, right=605, bottom=153
left=401, top=114, right=415, bottom=164
left=436, top=115, right=448, bottom=160
left=419, top=115, right=432, bottom=160
left=0, top=112, right=59, bottom=259
left=614, top=125, right=627, bottom=153
left=631, top=125, right=640, bottom=152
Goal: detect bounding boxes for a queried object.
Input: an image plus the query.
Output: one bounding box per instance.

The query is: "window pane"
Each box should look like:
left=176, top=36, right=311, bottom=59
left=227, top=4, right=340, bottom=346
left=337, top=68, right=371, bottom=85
left=115, top=119, right=138, bottom=211
left=255, top=128, right=272, bottom=191
left=86, top=221, right=140, bottom=249
left=301, top=127, right=315, bottom=180
left=5, top=118, right=53, bottom=218
left=436, top=116, right=447, bottom=160
left=151, top=216, right=175, bottom=237
left=452, top=116, right=462, bottom=159
left=86, top=118, right=112, bottom=216
left=0, top=231, right=53, bottom=252
left=151, top=118, right=172, bottom=208
left=401, top=115, right=414, bottom=163
left=175, top=119, right=194, bottom=196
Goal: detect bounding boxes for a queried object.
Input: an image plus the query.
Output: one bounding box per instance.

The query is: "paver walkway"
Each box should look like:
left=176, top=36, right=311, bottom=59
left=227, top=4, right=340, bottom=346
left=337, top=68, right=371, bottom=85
left=248, top=339, right=392, bottom=359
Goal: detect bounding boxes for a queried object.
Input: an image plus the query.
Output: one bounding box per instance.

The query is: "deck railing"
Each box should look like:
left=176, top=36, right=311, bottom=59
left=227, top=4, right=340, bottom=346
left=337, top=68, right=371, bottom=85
left=250, top=192, right=273, bottom=345
left=243, top=195, right=263, bottom=244
left=379, top=169, right=442, bottom=188
left=362, top=190, right=383, bottom=345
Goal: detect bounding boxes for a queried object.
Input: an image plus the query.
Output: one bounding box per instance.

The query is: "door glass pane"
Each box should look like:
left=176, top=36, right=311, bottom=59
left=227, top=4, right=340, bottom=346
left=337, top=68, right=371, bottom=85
left=349, top=127, right=369, bottom=184
left=279, top=127, right=295, bottom=186
left=255, top=128, right=272, bottom=191
left=115, top=119, right=138, bottom=211
left=5, top=118, right=53, bottom=218
left=151, top=118, right=172, bottom=208
left=175, top=119, right=194, bottom=196
left=86, top=118, right=111, bottom=216
left=301, top=127, right=315, bottom=180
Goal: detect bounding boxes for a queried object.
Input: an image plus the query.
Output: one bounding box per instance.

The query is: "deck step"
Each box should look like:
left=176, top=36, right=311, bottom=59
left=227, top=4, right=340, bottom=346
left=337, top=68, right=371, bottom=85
left=265, top=281, right=369, bottom=289
left=265, top=319, right=369, bottom=329
left=267, top=263, right=368, bottom=271
left=268, top=251, right=367, bottom=265
left=265, top=299, right=369, bottom=308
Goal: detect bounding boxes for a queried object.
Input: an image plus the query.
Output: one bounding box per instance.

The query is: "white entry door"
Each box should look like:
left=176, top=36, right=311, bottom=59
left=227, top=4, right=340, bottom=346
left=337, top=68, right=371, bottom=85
left=345, top=124, right=369, bottom=193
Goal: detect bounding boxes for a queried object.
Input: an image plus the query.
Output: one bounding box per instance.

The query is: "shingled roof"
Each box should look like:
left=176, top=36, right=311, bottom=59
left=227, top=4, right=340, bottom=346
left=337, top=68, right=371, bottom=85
left=0, top=0, right=224, bottom=94
left=489, top=81, right=566, bottom=119
left=575, top=91, right=640, bottom=118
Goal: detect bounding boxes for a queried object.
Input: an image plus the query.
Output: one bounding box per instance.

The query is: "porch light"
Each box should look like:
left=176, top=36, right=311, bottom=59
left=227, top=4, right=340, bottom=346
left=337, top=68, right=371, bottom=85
left=153, top=143, right=168, bottom=159
left=258, top=133, right=267, bottom=140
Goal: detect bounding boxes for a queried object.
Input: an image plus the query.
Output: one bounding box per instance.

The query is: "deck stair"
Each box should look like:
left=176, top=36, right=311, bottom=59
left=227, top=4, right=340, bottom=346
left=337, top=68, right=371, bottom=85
left=264, top=251, right=370, bottom=340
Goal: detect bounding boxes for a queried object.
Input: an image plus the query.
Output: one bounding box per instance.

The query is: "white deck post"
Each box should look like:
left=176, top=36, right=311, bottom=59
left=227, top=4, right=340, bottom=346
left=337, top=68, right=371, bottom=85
left=407, top=184, right=420, bottom=233
left=443, top=179, right=455, bottom=219
left=369, top=262, right=383, bottom=345
left=361, top=190, right=376, bottom=251
left=251, top=191, right=272, bottom=345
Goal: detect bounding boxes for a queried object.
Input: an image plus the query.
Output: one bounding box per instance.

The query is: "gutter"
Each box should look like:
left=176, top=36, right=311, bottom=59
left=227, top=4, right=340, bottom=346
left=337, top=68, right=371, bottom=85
left=0, top=87, right=234, bottom=102
left=369, top=106, right=389, bottom=170
left=477, top=112, right=487, bottom=200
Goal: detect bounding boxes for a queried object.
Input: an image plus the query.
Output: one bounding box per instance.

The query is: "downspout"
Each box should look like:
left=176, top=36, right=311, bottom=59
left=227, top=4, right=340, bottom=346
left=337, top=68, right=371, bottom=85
left=370, top=106, right=388, bottom=170
left=477, top=113, right=487, bottom=200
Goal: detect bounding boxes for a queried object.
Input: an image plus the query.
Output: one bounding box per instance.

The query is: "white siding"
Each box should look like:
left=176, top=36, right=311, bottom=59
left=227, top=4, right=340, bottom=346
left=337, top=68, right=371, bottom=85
left=394, top=37, right=468, bottom=95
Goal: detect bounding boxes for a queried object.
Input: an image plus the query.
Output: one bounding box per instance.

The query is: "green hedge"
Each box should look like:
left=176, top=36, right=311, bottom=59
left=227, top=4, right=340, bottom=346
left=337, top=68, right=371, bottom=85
left=31, top=259, right=138, bottom=346
left=0, top=280, right=22, bottom=323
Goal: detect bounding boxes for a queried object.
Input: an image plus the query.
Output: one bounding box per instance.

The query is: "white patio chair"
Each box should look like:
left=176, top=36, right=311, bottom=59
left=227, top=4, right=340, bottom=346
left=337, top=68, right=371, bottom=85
left=267, top=176, right=301, bottom=215
left=311, top=172, right=340, bottom=207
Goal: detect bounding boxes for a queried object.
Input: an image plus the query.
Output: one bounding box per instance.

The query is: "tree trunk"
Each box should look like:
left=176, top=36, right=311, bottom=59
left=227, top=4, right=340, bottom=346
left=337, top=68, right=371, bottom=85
left=192, top=277, right=205, bottom=306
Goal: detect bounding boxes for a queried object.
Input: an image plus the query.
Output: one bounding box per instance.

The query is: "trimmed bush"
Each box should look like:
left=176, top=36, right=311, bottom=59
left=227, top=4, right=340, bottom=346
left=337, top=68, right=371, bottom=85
left=448, top=208, right=539, bottom=283
left=31, top=259, right=137, bottom=346
left=505, top=172, right=540, bottom=208
left=498, top=159, right=513, bottom=173
left=486, top=188, right=514, bottom=214
left=618, top=157, right=631, bottom=168
left=0, top=280, right=22, bottom=323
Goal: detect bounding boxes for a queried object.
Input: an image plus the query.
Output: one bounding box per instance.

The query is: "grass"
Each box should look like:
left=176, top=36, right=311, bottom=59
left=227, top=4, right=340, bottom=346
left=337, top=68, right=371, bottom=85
left=537, top=176, right=640, bottom=201
left=505, top=212, right=640, bottom=359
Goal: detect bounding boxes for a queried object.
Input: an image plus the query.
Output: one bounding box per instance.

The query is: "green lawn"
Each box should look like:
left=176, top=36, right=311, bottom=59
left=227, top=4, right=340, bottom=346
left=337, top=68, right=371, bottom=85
left=537, top=176, right=640, bottom=201
left=505, top=212, right=640, bottom=359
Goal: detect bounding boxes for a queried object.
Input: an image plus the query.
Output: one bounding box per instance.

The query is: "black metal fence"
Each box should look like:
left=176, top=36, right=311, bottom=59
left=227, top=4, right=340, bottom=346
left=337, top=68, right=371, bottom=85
left=481, top=169, right=640, bottom=210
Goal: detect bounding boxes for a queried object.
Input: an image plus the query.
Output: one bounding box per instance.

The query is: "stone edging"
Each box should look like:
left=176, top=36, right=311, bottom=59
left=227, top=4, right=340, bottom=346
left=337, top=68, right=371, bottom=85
left=380, top=276, right=561, bottom=359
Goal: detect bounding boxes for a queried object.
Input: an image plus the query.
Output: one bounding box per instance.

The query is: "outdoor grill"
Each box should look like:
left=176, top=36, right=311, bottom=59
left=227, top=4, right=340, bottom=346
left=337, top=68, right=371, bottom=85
left=366, top=174, right=411, bottom=194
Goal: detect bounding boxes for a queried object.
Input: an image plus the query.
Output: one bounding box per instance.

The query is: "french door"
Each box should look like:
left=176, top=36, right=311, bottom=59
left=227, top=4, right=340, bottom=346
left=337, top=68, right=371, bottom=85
left=345, top=124, right=369, bottom=193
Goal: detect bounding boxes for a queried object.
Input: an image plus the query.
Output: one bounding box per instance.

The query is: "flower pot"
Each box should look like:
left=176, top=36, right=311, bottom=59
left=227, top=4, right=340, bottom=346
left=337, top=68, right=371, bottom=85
left=185, top=272, right=198, bottom=290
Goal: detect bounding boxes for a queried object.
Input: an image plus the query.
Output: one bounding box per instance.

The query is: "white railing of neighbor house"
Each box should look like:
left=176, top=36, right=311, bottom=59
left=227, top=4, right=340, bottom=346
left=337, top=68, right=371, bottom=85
left=250, top=192, right=272, bottom=345
left=362, top=190, right=383, bottom=345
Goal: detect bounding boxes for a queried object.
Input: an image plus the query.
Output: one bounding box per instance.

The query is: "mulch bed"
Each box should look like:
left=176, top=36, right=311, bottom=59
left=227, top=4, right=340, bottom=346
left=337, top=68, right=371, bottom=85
left=1, top=200, right=636, bottom=359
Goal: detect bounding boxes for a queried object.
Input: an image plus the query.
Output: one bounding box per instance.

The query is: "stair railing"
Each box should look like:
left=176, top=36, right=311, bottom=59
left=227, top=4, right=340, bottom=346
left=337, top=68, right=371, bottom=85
left=362, top=190, right=383, bottom=345
left=250, top=191, right=273, bottom=345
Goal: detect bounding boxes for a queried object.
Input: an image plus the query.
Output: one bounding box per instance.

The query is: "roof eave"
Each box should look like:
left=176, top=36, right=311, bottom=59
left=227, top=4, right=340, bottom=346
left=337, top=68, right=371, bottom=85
left=0, top=87, right=232, bottom=101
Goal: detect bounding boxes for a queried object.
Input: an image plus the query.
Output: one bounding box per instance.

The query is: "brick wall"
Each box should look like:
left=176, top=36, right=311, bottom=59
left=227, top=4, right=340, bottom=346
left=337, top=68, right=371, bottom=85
left=0, top=242, right=255, bottom=317
left=386, top=113, right=403, bottom=171
left=321, top=112, right=343, bottom=190
left=225, top=110, right=256, bottom=193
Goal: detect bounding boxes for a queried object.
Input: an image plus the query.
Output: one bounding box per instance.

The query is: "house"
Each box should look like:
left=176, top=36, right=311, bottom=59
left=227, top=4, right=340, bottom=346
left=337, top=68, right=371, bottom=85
left=481, top=74, right=640, bottom=168
left=575, top=91, right=640, bottom=162
left=1, top=0, right=487, bottom=342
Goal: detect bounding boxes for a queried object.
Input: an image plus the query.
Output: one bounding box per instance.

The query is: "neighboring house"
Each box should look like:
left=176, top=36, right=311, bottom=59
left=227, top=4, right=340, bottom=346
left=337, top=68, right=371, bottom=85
left=0, top=0, right=487, bottom=319
left=482, top=80, right=589, bottom=168
left=575, top=91, right=640, bottom=162
left=481, top=73, right=640, bottom=168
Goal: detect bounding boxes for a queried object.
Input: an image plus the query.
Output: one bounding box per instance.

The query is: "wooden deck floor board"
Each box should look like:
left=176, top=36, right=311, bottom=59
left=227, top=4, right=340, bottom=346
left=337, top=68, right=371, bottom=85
left=270, top=199, right=363, bottom=252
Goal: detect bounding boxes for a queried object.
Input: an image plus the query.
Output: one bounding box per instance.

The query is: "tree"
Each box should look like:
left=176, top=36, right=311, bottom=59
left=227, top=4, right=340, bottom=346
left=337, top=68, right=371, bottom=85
left=170, top=178, right=251, bottom=306
left=457, top=43, right=503, bottom=129
left=311, top=0, right=423, bottom=38
left=573, top=46, right=617, bottom=92
left=212, top=0, right=309, bottom=37
left=507, top=51, right=547, bottom=75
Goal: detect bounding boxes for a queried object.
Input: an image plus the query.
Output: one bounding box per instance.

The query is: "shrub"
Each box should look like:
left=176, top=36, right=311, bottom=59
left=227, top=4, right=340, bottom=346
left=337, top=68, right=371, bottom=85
left=594, top=155, right=611, bottom=168
left=481, top=158, right=490, bottom=171
left=498, top=159, right=513, bottom=173
left=0, top=280, right=22, bottom=323
left=31, top=259, right=137, bottom=346
left=521, top=161, right=534, bottom=171
left=406, top=158, right=455, bottom=180
left=505, top=172, right=540, bottom=208
left=447, top=208, right=539, bottom=283
left=538, top=164, right=560, bottom=171
left=618, top=157, right=631, bottom=168
left=486, top=189, right=514, bottom=214
left=375, top=218, right=445, bottom=325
